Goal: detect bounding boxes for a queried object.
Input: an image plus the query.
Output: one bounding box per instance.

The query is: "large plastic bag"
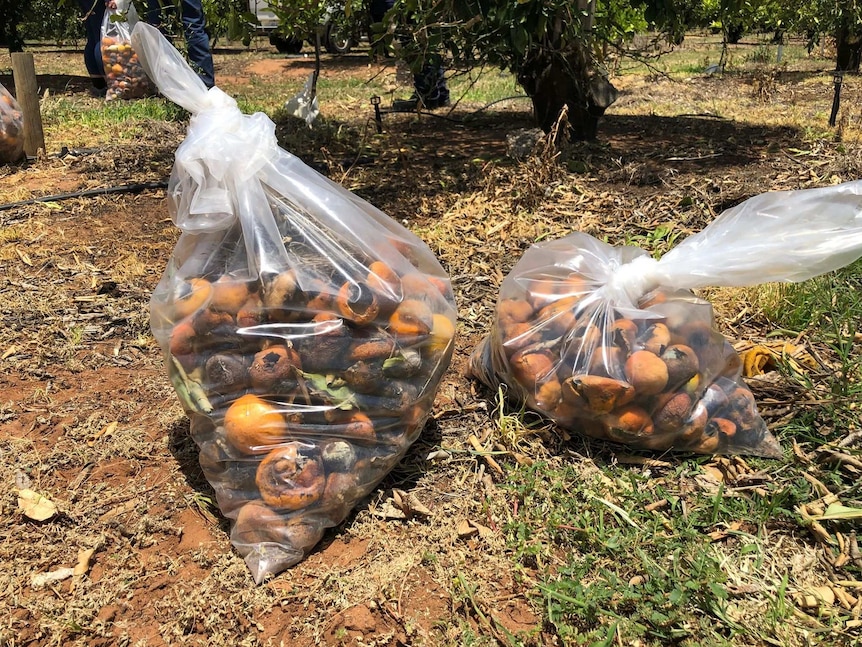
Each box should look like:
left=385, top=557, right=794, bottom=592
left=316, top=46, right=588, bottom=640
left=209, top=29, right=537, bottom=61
left=0, top=83, right=24, bottom=163
left=101, top=1, right=155, bottom=101
left=132, top=23, right=457, bottom=583
left=470, top=181, right=862, bottom=458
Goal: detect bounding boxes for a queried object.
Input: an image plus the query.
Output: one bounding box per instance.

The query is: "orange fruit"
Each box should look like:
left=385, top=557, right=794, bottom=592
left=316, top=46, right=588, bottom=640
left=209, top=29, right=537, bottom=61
left=210, top=275, right=250, bottom=314
left=428, top=314, right=455, bottom=354
left=388, top=299, right=433, bottom=337
left=172, top=278, right=212, bottom=321
left=624, top=350, right=669, bottom=396
left=224, top=394, right=286, bottom=455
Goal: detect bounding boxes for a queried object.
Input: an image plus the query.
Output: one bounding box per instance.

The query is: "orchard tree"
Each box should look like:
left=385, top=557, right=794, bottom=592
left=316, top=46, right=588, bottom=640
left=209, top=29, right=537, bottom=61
left=796, top=0, right=862, bottom=71
left=262, top=0, right=364, bottom=103
left=377, top=0, right=685, bottom=141
left=0, top=0, right=27, bottom=51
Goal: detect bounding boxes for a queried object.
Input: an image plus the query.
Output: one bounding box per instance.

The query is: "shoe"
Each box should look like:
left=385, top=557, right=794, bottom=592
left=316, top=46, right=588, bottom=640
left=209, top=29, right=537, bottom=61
left=392, top=95, right=421, bottom=112
left=424, top=95, right=450, bottom=109
left=391, top=94, right=451, bottom=112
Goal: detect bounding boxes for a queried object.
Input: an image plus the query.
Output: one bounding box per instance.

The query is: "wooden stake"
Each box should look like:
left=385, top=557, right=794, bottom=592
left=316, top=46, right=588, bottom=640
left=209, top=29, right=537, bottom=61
left=10, top=52, right=46, bottom=157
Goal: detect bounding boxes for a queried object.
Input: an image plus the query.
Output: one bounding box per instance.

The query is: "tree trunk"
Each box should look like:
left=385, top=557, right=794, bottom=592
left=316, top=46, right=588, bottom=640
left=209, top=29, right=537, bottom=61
left=518, top=46, right=617, bottom=142
left=836, top=23, right=862, bottom=72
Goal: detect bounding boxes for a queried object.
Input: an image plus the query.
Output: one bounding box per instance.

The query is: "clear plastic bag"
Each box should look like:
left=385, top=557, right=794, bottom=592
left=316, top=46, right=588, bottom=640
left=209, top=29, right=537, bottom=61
left=470, top=181, right=862, bottom=458
left=132, top=23, right=457, bottom=583
left=101, top=2, right=155, bottom=101
left=0, top=83, right=24, bottom=163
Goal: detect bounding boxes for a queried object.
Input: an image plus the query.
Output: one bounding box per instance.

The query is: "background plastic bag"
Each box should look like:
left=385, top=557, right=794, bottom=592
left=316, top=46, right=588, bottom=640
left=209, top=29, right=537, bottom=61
left=470, top=181, right=862, bottom=458
left=101, top=2, right=155, bottom=101
left=284, top=73, right=320, bottom=127
left=0, top=83, right=24, bottom=163
left=133, top=23, right=457, bottom=583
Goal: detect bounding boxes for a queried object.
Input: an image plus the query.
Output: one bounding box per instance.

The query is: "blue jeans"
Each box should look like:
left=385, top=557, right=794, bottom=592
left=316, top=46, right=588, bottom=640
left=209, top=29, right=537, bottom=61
left=78, top=0, right=106, bottom=83
left=147, top=0, right=215, bottom=88
left=369, top=0, right=448, bottom=103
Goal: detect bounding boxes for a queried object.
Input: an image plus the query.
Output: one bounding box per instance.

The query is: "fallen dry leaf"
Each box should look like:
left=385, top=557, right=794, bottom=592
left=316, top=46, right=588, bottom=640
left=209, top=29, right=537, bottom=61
left=31, top=567, right=75, bottom=590
left=17, top=489, right=57, bottom=521
left=793, top=586, right=835, bottom=610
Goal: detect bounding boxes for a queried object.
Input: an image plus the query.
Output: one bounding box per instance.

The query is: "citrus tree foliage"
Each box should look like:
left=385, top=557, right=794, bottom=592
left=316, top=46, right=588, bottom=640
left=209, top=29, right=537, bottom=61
left=261, top=0, right=365, bottom=101
left=132, top=0, right=252, bottom=45
left=795, top=0, right=862, bottom=71
left=2, top=0, right=81, bottom=50
left=374, top=0, right=684, bottom=140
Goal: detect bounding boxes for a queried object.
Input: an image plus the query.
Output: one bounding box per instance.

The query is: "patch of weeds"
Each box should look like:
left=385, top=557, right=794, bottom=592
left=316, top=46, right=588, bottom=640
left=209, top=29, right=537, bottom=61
left=745, top=46, right=773, bottom=65
left=754, top=259, right=862, bottom=439
left=622, top=222, right=684, bottom=258
left=501, top=460, right=808, bottom=645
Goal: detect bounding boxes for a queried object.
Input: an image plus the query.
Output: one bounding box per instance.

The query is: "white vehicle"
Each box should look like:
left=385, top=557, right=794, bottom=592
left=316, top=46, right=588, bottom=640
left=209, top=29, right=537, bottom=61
left=247, top=0, right=357, bottom=55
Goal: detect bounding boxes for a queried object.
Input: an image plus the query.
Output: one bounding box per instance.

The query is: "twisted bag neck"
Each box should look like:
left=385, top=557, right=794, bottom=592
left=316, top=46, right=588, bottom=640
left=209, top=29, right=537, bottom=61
left=131, top=22, right=280, bottom=232
left=172, top=89, right=279, bottom=231
left=599, top=255, right=664, bottom=308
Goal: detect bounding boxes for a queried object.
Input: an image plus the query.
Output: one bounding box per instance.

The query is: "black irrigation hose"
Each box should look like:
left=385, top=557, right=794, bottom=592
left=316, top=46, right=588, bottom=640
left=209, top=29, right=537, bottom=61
left=0, top=181, right=168, bottom=212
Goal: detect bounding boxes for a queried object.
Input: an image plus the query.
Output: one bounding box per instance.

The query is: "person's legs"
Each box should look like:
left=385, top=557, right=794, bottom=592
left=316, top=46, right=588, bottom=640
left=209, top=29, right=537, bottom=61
left=145, top=0, right=165, bottom=29
left=78, top=0, right=107, bottom=90
left=180, top=0, right=215, bottom=88
left=413, top=52, right=449, bottom=107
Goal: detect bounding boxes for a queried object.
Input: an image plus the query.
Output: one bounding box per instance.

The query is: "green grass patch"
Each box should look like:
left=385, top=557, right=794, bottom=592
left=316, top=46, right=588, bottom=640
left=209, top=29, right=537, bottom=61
left=41, top=95, right=185, bottom=147
left=501, top=459, right=820, bottom=645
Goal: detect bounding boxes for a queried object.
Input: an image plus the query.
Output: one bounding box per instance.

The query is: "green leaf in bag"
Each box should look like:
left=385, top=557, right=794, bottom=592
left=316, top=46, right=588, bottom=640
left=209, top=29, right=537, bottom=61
left=302, top=372, right=357, bottom=409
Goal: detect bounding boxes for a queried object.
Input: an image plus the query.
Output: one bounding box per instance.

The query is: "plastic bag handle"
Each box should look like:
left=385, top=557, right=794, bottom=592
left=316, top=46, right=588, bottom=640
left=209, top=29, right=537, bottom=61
left=655, top=180, right=862, bottom=289
left=131, top=22, right=211, bottom=113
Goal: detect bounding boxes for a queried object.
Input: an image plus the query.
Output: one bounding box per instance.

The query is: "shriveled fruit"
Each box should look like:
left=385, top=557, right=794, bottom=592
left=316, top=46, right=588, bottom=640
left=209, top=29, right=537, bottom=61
left=535, top=297, right=579, bottom=336
left=337, top=281, right=380, bottom=325
left=173, top=278, right=213, bottom=320
left=249, top=345, right=302, bottom=391
left=388, top=299, right=433, bottom=337
left=653, top=391, right=692, bottom=433
left=563, top=375, right=635, bottom=414
left=255, top=443, right=325, bottom=510
left=500, top=322, right=538, bottom=352
left=611, top=318, right=638, bottom=353
left=707, top=417, right=737, bottom=438
left=510, top=349, right=556, bottom=389
left=534, top=379, right=562, bottom=410
left=211, top=275, right=251, bottom=314
left=637, top=322, right=670, bottom=355
left=261, top=270, right=298, bottom=309
left=661, top=344, right=699, bottom=390
left=498, top=299, right=535, bottom=325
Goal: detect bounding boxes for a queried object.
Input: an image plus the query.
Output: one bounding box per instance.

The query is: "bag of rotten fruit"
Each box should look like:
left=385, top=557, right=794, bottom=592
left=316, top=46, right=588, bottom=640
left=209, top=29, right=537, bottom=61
left=470, top=181, right=862, bottom=459
left=132, top=23, right=457, bottom=583
left=0, top=83, right=24, bottom=164
left=101, top=1, right=155, bottom=101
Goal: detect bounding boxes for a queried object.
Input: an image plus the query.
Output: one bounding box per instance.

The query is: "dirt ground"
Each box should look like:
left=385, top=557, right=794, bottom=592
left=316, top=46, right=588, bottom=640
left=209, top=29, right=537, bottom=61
left=2, top=38, right=862, bottom=647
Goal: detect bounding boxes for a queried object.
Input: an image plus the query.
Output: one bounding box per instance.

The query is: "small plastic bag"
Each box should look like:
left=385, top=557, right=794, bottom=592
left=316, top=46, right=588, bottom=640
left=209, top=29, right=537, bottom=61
left=284, top=73, right=320, bottom=127
left=132, top=23, right=456, bottom=583
left=0, top=83, right=25, bottom=163
left=101, top=1, right=155, bottom=101
left=470, top=181, right=862, bottom=458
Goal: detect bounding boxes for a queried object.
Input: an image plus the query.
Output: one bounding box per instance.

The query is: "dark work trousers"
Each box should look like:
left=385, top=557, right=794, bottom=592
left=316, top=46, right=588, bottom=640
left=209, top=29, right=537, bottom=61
left=369, top=0, right=448, bottom=103
left=77, top=0, right=107, bottom=88
left=146, top=0, right=215, bottom=88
